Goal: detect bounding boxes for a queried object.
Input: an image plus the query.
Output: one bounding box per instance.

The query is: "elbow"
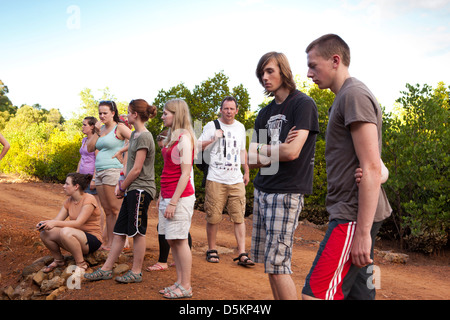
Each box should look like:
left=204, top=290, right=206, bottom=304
left=130, top=167, right=142, bottom=178
left=282, top=150, right=300, bottom=162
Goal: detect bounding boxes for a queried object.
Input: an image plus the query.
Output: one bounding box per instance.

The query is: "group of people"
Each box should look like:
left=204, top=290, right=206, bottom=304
left=29, top=33, right=392, bottom=300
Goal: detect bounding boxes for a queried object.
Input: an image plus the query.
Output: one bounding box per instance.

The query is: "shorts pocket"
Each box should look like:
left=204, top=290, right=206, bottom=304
left=271, top=234, right=294, bottom=266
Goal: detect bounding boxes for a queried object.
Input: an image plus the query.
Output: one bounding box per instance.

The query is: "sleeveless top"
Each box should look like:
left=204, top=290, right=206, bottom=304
left=79, top=137, right=96, bottom=175
left=95, top=125, right=124, bottom=171
left=160, top=134, right=195, bottom=199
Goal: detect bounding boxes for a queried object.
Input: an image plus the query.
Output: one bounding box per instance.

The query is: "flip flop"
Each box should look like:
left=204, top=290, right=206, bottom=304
left=146, top=263, right=168, bottom=272
left=42, top=259, right=65, bottom=273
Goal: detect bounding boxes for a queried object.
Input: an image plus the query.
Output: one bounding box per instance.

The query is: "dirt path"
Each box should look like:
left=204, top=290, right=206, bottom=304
left=0, top=174, right=449, bottom=301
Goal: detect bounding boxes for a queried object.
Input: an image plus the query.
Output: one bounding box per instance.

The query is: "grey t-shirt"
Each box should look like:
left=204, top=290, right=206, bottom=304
left=126, top=130, right=156, bottom=199
left=325, top=77, right=391, bottom=222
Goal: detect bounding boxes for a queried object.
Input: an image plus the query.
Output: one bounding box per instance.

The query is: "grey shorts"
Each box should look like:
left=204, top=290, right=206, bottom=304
left=95, top=168, right=121, bottom=186
left=251, top=189, right=304, bottom=274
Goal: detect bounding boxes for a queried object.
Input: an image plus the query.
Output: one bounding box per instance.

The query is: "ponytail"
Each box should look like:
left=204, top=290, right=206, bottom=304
left=129, top=99, right=157, bottom=122
left=67, top=173, right=93, bottom=192
left=99, top=100, right=121, bottom=123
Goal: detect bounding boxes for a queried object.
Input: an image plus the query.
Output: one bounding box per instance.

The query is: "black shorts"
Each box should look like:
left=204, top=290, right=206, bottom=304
left=114, top=189, right=152, bottom=237
left=85, top=232, right=102, bottom=253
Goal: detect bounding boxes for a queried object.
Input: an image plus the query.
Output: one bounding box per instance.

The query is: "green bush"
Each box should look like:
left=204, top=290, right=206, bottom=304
left=382, top=82, right=449, bottom=253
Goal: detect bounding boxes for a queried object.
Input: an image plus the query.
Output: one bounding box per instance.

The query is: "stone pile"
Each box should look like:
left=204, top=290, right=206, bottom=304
left=1, top=250, right=131, bottom=300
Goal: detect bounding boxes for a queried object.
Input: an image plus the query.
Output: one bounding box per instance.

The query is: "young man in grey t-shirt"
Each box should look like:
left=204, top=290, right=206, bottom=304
left=302, top=34, right=391, bottom=300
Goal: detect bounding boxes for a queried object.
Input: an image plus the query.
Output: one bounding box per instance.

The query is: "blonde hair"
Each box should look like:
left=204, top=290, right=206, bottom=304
left=163, top=99, right=197, bottom=156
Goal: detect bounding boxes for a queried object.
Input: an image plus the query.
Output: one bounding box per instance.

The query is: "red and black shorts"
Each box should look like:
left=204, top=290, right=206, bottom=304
left=302, top=219, right=382, bottom=300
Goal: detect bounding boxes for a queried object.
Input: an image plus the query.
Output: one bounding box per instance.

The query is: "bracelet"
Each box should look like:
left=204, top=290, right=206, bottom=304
left=168, top=202, right=177, bottom=206
left=256, top=143, right=264, bottom=154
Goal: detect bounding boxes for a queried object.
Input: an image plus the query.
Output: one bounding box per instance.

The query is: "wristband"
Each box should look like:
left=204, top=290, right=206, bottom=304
left=118, top=180, right=125, bottom=192
left=256, top=143, right=264, bottom=154
left=169, top=202, right=177, bottom=206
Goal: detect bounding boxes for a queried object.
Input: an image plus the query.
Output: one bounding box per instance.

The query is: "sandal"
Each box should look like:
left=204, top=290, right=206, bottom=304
left=233, top=253, right=255, bottom=267
left=76, top=261, right=89, bottom=271
left=42, top=259, right=65, bottom=273
left=84, top=268, right=113, bottom=281
left=163, top=283, right=193, bottom=299
left=115, top=270, right=143, bottom=283
left=146, top=263, right=168, bottom=272
left=159, top=282, right=179, bottom=295
left=206, top=249, right=220, bottom=263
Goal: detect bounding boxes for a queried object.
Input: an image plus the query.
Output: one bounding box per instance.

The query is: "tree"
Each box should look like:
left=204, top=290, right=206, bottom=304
left=0, top=80, right=17, bottom=129
left=382, top=82, right=449, bottom=253
left=151, top=71, right=254, bottom=210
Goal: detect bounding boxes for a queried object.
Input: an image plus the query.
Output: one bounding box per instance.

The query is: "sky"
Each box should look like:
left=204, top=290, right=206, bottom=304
left=2, top=0, right=450, bottom=119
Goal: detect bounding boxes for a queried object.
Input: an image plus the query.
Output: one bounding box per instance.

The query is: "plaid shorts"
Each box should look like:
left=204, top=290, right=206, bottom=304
left=251, top=189, right=304, bottom=274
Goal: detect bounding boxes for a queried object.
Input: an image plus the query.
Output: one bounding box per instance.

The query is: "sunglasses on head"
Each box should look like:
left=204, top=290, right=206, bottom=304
left=99, top=100, right=117, bottom=110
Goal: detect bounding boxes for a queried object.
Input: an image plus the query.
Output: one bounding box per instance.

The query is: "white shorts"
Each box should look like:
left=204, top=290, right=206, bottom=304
left=158, top=194, right=195, bottom=240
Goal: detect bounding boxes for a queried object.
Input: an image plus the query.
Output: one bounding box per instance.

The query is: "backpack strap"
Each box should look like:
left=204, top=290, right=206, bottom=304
left=213, top=119, right=226, bottom=157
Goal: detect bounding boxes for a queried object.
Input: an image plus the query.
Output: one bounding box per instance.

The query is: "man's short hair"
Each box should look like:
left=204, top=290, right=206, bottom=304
left=256, top=52, right=296, bottom=97
left=220, top=96, right=238, bottom=109
left=306, top=34, right=351, bottom=67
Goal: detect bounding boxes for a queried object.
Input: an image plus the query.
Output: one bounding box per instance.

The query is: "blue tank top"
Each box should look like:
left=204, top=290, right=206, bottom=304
left=95, top=125, right=124, bottom=171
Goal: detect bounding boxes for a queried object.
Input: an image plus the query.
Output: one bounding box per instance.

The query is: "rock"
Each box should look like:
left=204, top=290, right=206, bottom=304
left=13, top=280, right=32, bottom=300
left=113, top=264, right=129, bottom=275
left=46, top=286, right=66, bottom=300
left=32, top=270, right=47, bottom=286
left=22, top=255, right=53, bottom=277
left=3, top=286, right=15, bottom=300
left=376, top=250, right=409, bottom=264
left=20, top=287, right=35, bottom=300
left=12, top=251, right=131, bottom=300
left=40, top=276, right=65, bottom=292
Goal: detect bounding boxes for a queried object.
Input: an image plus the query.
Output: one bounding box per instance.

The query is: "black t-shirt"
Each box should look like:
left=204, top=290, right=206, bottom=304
left=252, top=90, right=319, bottom=194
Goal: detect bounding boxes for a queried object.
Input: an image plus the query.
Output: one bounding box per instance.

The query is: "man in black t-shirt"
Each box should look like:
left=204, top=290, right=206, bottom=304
left=249, top=52, right=319, bottom=300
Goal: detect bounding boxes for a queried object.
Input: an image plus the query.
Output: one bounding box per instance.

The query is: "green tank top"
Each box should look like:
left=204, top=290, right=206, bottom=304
left=95, top=125, right=125, bottom=171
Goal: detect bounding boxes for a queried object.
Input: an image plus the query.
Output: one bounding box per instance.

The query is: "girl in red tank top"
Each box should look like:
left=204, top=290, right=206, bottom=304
left=159, top=99, right=196, bottom=299
left=160, top=133, right=195, bottom=199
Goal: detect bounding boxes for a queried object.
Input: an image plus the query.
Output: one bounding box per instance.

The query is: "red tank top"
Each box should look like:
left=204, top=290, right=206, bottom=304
left=160, top=134, right=194, bottom=199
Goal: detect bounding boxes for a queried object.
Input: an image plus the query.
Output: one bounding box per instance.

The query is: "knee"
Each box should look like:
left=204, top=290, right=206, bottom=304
left=59, top=227, right=75, bottom=239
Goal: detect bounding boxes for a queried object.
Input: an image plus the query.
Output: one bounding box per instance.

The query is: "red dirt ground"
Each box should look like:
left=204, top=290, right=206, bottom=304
left=0, top=173, right=449, bottom=302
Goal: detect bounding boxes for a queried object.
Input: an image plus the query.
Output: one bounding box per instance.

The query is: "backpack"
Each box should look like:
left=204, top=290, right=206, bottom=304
left=196, top=119, right=223, bottom=187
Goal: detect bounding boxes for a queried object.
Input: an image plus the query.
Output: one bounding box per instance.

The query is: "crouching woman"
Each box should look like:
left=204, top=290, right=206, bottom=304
left=37, top=173, right=102, bottom=272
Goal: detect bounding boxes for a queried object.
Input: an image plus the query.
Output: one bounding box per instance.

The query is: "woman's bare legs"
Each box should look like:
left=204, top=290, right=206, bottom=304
left=96, top=185, right=122, bottom=249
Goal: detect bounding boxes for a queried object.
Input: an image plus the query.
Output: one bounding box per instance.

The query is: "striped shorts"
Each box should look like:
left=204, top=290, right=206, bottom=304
left=302, top=219, right=382, bottom=300
left=250, top=189, right=304, bottom=274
